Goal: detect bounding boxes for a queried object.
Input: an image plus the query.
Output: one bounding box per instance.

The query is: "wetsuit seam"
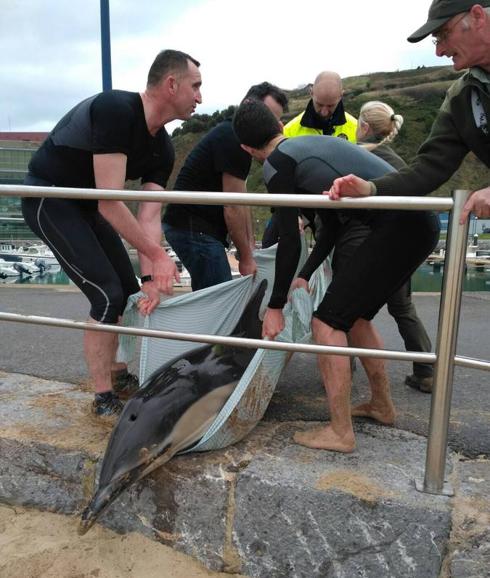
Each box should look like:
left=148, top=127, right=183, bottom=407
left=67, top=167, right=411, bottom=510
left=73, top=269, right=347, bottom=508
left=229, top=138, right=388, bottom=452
left=36, top=198, right=112, bottom=323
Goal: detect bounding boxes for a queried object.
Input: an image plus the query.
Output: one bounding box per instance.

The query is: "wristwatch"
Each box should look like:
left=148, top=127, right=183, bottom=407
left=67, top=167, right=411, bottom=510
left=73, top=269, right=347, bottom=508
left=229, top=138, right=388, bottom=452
left=140, top=275, right=153, bottom=284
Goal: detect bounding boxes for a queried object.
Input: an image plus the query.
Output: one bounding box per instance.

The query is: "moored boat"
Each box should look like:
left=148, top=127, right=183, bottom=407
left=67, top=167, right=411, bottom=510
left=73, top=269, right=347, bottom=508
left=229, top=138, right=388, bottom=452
left=0, top=243, right=59, bottom=267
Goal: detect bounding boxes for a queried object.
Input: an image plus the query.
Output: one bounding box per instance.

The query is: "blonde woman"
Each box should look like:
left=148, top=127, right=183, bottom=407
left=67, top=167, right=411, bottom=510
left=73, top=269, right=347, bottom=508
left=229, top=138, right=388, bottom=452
left=357, top=101, right=405, bottom=168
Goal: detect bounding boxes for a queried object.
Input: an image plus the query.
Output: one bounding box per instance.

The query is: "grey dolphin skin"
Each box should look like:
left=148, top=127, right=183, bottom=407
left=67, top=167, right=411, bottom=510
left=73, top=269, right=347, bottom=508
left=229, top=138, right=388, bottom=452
left=79, top=280, right=267, bottom=535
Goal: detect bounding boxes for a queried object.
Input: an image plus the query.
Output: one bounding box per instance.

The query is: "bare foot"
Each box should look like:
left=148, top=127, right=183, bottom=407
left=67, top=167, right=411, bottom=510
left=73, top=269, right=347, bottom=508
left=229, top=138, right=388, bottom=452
left=293, top=425, right=356, bottom=453
left=351, top=402, right=396, bottom=425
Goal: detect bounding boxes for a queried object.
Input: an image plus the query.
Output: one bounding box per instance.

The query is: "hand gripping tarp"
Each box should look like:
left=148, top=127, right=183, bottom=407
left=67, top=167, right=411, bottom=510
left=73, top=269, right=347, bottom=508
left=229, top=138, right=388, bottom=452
left=118, top=241, right=331, bottom=453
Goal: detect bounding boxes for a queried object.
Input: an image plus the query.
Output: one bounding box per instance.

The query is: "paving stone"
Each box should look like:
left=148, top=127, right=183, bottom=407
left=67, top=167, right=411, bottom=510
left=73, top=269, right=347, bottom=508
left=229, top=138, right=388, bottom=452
left=0, top=372, right=480, bottom=578
left=233, top=423, right=452, bottom=578
left=448, top=459, right=490, bottom=578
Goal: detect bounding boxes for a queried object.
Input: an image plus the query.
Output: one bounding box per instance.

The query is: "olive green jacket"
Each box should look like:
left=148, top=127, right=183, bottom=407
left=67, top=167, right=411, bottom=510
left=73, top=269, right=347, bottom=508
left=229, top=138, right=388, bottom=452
left=372, top=67, right=489, bottom=196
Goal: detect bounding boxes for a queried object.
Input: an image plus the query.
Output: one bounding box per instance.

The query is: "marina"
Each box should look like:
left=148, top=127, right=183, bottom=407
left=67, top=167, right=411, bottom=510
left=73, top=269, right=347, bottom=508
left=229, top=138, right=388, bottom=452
left=0, top=241, right=61, bottom=280
left=3, top=242, right=490, bottom=291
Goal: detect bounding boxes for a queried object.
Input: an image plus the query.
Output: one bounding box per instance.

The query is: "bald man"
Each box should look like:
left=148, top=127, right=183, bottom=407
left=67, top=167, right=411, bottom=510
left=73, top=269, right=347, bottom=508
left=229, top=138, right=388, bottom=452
left=283, top=71, right=357, bottom=141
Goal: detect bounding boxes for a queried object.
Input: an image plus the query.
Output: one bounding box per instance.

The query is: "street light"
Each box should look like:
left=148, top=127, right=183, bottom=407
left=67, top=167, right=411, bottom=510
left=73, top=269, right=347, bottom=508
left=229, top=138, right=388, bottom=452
left=100, top=0, right=112, bottom=91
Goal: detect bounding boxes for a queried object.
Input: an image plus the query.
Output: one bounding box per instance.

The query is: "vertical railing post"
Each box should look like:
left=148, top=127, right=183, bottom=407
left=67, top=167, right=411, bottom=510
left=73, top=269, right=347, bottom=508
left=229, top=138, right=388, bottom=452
left=420, top=189, right=471, bottom=494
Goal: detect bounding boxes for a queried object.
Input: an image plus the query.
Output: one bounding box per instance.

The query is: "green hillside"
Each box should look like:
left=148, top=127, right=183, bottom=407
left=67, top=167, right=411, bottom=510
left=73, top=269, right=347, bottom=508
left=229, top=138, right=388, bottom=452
left=1, top=65, right=486, bottom=242
left=170, top=65, right=487, bottom=238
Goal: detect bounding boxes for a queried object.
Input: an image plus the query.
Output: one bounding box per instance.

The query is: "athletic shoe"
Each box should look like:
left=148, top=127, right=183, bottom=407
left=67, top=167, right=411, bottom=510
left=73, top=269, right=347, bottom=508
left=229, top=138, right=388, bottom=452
left=112, top=371, right=139, bottom=400
left=92, top=391, right=124, bottom=416
left=405, top=374, right=433, bottom=394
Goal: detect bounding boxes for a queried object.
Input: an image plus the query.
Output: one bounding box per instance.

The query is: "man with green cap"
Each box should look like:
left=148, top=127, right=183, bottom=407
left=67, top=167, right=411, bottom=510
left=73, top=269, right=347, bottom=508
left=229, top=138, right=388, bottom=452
left=328, top=1, right=490, bottom=231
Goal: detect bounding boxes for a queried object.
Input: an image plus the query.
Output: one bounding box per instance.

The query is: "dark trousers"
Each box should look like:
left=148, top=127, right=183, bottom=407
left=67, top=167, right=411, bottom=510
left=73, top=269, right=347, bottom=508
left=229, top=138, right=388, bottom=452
left=387, top=280, right=433, bottom=377
left=163, top=223, right=232, bottom=291
left=22, top=175, right=139, bottom=323
left=316, top=212, right=439, bottom=377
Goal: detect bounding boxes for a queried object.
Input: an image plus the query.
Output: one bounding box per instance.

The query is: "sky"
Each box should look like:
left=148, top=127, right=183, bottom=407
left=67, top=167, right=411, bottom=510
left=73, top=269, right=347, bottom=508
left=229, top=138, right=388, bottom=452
left=1, top=0, right=446, bottom=133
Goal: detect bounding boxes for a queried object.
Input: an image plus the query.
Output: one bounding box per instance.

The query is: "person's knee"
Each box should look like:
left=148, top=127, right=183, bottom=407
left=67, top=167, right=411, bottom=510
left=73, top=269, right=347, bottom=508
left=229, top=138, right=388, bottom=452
left=89, top=283, right=125, bottom=324
left=312, top=316, right=341, bottom=343
left=350, top=318, right=371, bottom=335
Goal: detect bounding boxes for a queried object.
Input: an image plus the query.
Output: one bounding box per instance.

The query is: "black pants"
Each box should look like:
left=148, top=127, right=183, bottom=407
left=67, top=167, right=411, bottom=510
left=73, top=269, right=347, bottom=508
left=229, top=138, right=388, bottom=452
left=387, top=280, right=433, bottom=377
left=314, top=211, right=440, bottom=378
left=22, top=175, right=139, bottom=323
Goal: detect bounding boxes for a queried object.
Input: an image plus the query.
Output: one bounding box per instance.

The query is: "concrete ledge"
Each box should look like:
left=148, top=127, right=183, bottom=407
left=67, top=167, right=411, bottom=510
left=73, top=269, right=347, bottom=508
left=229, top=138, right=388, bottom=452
left=1, top=371, right=485, bottom=578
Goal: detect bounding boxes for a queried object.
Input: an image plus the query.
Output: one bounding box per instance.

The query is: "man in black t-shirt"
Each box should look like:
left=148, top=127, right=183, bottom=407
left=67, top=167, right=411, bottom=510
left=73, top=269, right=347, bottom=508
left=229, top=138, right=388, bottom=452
left=22, top=50, right=202, bottom=416
left=163, top=82, right=288, bottom=291
left=233, top=99, right=439, bottom=454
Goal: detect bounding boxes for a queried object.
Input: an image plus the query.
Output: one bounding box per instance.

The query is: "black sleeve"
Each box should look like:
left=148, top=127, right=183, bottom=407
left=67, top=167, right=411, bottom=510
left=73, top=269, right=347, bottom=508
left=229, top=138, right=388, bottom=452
left=212, top=124, right=251, bottom=180
left=265, top=152, right=302, bottom=309
left=90, top=92, right=134, bottom=155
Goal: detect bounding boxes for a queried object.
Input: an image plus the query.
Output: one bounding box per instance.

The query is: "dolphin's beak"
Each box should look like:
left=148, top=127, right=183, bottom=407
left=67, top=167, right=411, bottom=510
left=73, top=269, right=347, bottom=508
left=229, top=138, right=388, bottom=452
left=78, top=489, right=118, bottom=535
left=78, top=472, right=134, bottom=535
left=78, top=445, right=173, bottom=535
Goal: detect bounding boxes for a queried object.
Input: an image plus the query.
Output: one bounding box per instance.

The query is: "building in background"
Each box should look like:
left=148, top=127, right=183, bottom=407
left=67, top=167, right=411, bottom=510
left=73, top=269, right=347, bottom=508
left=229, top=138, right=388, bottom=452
left=0, top=133, right=47, bottom=240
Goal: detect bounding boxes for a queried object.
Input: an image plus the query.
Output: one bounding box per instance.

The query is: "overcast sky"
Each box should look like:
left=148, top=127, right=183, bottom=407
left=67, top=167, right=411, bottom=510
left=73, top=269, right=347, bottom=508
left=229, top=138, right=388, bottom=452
left=1, top=0, right=445, bottom=133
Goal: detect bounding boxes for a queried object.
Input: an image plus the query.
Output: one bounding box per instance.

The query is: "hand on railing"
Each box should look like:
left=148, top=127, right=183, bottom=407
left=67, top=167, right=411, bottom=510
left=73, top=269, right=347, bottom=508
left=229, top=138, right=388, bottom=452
left=460, top=186, right=490, bottom=224
left=325, top=174, right=373, bottom=200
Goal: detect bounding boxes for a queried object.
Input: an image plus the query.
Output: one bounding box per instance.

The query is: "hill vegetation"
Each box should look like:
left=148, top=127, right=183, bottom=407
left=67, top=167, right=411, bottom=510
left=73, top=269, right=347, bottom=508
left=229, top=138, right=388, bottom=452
left=169, top=65, right=487, bottom=237
left=1, top=65, right=486, bottom=242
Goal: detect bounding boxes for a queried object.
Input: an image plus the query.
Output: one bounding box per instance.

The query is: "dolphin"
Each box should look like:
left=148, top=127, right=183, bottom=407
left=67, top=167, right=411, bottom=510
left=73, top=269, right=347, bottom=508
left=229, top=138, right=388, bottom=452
left=79, top=279, right=266, bottom=534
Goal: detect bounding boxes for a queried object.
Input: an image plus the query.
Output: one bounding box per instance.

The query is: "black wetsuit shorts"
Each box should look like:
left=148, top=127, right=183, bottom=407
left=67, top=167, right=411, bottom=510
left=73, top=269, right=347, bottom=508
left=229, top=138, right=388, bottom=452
left=313, top=210, right=440, bottom=331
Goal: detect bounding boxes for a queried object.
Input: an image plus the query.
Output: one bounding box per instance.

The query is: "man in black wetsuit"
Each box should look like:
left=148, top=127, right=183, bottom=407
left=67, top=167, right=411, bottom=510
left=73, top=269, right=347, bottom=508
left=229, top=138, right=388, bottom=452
left=233, top=99, right=439, bottom=453
left=163, top=82, right=288, bottom=291
left=22, top=50, right=202, bottom=415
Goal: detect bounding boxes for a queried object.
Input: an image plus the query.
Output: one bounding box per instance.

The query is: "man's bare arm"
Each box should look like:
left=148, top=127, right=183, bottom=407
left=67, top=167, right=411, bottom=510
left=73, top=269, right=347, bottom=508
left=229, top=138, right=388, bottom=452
left=93, top=153, right=176, bottom=296
left=222, top=173, right=257, bottom=277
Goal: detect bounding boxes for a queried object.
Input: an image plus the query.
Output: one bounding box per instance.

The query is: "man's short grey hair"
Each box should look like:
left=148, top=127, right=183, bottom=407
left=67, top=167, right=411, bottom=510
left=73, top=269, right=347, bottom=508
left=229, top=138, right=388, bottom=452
left=463, top=5, right=490, bottom=27
left=147, top=49, right=200, bottom=88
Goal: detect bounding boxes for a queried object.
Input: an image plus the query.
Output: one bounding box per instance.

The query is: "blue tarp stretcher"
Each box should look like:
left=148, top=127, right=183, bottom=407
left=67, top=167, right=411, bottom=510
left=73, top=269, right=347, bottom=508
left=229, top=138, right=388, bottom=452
left=118, top=241, right=331, bottom=453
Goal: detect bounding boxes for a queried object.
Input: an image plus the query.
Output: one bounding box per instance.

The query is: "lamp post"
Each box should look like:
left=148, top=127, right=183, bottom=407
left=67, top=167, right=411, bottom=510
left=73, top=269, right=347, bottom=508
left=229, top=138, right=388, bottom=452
left=100, top=0, right=112, bottom=91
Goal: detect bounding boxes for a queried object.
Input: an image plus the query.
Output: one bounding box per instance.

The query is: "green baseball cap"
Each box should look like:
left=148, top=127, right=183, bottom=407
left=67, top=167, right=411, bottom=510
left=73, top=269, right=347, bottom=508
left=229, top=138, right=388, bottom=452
left=407, top=0, right=490, bottom=43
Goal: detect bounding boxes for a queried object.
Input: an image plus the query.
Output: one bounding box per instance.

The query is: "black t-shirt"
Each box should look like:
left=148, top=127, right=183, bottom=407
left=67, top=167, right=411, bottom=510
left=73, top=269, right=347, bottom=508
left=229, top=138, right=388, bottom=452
left=264, top=136, right=395, bottom=308
left=28, top=90, right=174, bottom=210
left=163, top=120, right=251, bottom=244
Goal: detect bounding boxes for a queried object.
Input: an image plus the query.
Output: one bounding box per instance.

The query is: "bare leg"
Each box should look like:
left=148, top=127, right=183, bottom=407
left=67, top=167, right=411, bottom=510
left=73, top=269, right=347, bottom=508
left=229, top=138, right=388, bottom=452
left=348, top=318, right=396, bottom=425
left=84, top=318, right=117, bottom=394
left=293, top=317, right=356, bottom=453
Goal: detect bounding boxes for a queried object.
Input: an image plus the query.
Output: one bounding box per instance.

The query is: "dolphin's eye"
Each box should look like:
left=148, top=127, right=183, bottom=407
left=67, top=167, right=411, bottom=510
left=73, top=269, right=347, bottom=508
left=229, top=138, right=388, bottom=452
left=129, top=414, right=138, bottom=421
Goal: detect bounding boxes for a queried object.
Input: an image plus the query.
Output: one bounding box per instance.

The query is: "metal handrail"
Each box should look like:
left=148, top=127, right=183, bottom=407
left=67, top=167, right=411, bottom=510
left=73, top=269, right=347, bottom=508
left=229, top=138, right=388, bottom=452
left=0, top=312, right=487, bottom=370
left=0, top=311, right=438, bottom=361
left=0, top=184, right=453, bottom=211
left=0, top=184, right=482, bottom=496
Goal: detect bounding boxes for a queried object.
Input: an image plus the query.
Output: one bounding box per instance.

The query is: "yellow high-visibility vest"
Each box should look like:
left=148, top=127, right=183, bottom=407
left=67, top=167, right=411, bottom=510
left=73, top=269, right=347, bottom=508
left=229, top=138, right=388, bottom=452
left=284, top=110, right=358, bottom=143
